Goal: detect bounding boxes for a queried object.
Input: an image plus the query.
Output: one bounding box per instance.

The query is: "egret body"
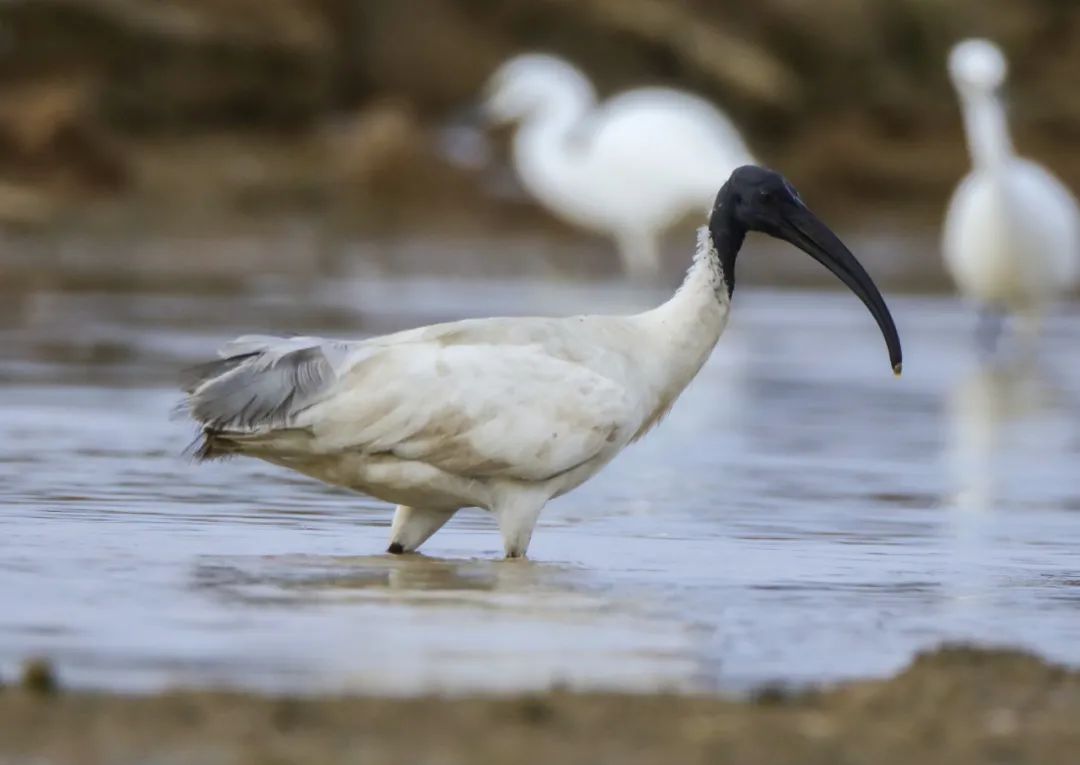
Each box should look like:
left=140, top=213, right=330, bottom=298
left=182, top=167, right=902, bottom=559
left=484, top=53, right=754, bottom=277
left=943, top=39, right=1080, bottom=344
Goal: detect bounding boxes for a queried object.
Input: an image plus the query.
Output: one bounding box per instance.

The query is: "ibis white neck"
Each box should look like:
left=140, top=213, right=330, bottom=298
left=667, top=226, right=731, bottom=314
left=959, top=90, right=1015, bottom=171
left=633, top=228, right=731, bottom=401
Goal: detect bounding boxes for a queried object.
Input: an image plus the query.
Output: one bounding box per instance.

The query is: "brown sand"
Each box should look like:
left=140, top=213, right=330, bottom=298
left=3, top=646, right=1079, bottom=765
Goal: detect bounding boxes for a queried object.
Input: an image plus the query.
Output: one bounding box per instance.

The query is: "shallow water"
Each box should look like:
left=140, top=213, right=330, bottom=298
left=2, top=276, right=1080, bottom=695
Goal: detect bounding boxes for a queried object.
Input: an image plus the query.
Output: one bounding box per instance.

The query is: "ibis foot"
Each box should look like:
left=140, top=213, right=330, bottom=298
left=387, top=505, right=457, bottom=555
left=495, top=492, right=546, bottom=560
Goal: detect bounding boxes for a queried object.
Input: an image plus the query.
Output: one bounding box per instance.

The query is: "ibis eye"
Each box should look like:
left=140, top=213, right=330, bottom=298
left=758, top=189, right=772, bottom=203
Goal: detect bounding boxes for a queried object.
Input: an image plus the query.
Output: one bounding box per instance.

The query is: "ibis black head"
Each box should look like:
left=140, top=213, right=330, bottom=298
left=710, top=165, right=903, bottom=376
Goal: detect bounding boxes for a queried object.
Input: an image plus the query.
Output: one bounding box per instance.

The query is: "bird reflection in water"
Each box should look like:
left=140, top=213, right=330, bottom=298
left=945, top=356, right=1067, bottom=513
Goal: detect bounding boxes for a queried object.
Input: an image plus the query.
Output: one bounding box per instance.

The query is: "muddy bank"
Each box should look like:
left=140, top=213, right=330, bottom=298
left=2, top=646, right=1079, bottom=764
left=0, top=0, right=1079, bottom=232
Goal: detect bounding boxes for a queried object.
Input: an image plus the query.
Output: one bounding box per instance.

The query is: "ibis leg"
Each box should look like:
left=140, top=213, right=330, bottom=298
left=387, top=505, right=457, bottom=554
left=976, top=305, right=1006, bottom=355
left=494, top=494, right=547, bottom=559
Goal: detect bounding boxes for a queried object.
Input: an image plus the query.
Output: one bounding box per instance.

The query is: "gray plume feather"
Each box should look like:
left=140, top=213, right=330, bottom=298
left=182, top=339, right=348, bottom=433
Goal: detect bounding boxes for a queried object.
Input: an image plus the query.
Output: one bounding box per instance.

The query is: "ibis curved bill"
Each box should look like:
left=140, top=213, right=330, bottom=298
left=943, top=39, right=1080, bottom=347
left=182, top=166, right=901, bottom=559
left=483, top=53, right=755, bottom=278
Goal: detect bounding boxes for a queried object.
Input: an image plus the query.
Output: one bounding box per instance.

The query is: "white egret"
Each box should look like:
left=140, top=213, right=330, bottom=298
left=483, top=53, right=755, bottom=277
left=943, top=39, right=1080, bottom=347
left=181, top=166, right=902, bottom=560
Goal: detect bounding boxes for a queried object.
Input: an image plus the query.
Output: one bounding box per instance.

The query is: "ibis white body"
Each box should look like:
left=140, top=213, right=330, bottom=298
left=943, top=39, right=1080, bottom=327
left=187, top=230, right=728, bottom=558
left=485, top=54, right=754, bottom=276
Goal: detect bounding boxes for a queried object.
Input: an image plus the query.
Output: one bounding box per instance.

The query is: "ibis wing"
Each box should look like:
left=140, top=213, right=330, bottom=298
left=302, top=342, right=635, bottom=481
left=182, top=328, right=636, bottom=482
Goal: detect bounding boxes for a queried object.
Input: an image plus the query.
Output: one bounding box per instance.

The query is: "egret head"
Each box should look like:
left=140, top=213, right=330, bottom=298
left=482, top=54, right=595, bottom=125
left=711, top=166, right=903, bottom=375
left=948, top=39, right=1008, bottom=95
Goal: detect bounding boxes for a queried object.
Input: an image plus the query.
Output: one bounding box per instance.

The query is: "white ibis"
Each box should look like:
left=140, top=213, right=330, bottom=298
left=943, top=39, right=1080, bottom=348
left=181, top=166, right=902, bottom=559
left=483, top=53, right=754, bottom=277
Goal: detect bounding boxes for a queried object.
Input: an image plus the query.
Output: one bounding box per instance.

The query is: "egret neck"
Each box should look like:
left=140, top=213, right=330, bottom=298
left=959, top=90, right=1015, bottom=173
left=513, top=77, right=595, bottom=204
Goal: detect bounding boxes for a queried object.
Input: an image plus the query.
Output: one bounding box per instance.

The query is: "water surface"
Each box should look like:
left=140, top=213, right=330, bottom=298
left=2, top=276, right=1079, bottom=694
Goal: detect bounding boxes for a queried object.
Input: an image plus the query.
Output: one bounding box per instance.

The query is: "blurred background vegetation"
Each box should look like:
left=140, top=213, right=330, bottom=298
left=0, top=0, right=1078, bottom=283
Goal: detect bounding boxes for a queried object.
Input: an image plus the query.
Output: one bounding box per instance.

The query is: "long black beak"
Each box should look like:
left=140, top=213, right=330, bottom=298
left=780, top=203, right=903, bottom=375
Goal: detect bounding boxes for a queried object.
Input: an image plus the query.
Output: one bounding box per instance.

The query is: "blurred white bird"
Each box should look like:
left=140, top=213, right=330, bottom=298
left=943, top=39, right=1080, bottom=348
left=484, top=53, right=754, bottom=277
left=182, top=167, right=901, bottom=560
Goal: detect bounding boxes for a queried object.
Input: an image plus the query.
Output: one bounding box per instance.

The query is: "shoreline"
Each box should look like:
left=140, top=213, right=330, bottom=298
left=3, top=645, right=1079, bottom=764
